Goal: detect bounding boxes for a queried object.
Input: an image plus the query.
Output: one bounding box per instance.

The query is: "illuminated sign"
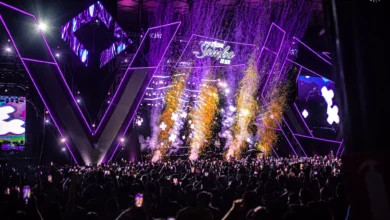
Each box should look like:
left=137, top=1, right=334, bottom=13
left=0, top=106, right=25, bottom=135
left=150, top=32, right=162, bottom=39
left=192, top=41, right=235, bottom=65
left=61, top=1, right=132, bottom=67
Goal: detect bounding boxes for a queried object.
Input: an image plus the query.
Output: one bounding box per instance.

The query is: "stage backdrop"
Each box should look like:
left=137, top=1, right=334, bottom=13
left=0, top=96, right=26, bottom=150
left=296, top=75, right=339, bottom=138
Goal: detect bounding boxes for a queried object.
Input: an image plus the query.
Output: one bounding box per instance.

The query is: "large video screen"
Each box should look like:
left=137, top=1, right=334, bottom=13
left=0, top=96, right=26, bottom=150
left=296, top=76, right=339, bottom=131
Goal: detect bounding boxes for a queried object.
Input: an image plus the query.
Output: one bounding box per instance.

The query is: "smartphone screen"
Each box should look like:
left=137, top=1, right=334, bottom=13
left=135, top=193, right=143, bottom=207
left=204, top=172, right=209, bottom=177
left=48, top=175, right=52, bottom=183
left=22, top=186, right=31, bottom=200
left=173, top=178, right=178, bottom=185
left=5, top=188, right=10, bottom=195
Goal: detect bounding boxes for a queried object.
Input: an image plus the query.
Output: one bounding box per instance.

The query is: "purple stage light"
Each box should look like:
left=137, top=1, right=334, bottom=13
left=0, top=14, right=79, bottom=164
left=21, top=58, right=57, bottom=65
left=291, top=59, right=335, bottom=83
left=269, top=38, right=341, bottom=153
left=259, top=23, right=286, bottom=98
left=31, top=16, right=94, bottom=134
left=278, top=123, right=298, bottom=157
left=61, top=1, right=132, bottom=67
left=289, top=58, right=338, bottom=139
left=106, top=22, right=181, bottom=163
left=340, top=147, right=345, bottom=156
left=336, top=139, right=344, bottom=157
left=95, top=22, right=181, bottom=136
left=293, top=134, right=342, bottom=144
left=0, top=2, right=34, bottom=17
left=292, top=37, right=332, bottom=66
left=322, top=52, right=331, bottom=60
left=1, top=2, right=180, bottom=164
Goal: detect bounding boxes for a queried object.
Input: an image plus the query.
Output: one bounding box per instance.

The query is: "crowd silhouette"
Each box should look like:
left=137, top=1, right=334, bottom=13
left=0, top=154, right=348, bottom=220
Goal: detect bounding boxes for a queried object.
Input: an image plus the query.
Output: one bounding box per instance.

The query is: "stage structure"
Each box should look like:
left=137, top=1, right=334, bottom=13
left=60, top=1, right=133, bottom=68
left=1, top=0, right=338, bottom=162
left=135, top=0, right=339, bottom=160
left=263, top=38, right=343, bottom=157
left=0, top=1, right=180, bottom=164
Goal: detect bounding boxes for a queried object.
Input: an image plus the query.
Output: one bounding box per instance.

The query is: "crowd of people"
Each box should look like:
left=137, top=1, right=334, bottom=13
left=0, top=154, right=348, bottom=220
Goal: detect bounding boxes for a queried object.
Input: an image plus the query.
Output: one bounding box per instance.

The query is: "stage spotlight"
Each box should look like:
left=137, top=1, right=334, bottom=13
left=302, top=109, right=309, bottom=118
left=55, top=53, right=60, bottom=58
left=225, top=88, right=230, bottom=94
left=4, top=89, right=8, bottom=92
left=107, top=100, right=111, bottom=104
left=5, top=47, right=11, bottom=52
left=120, top=138, right=125, bottom=143
left=61, top=138, right=66, bottom=143
left=92, top=124, right=95, bottom=128
left=76, top=98, right=81, bottom=103
left=62, top=147, right=66, bottom=151
left=45, top=119, right=49, bottom=123
left=38, top=22, right=48, bottom=31
left=124, top=59, right=128, bottom=62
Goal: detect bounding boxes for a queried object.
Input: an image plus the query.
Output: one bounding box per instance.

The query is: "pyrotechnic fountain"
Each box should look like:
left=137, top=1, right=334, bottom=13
left=140, top=0, right=315, bottom=160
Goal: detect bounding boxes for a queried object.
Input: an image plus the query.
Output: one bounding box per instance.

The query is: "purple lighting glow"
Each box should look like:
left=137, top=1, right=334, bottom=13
left=60, top=1, right=132, bottom=67
left=0, top=12, right=79, bottom=164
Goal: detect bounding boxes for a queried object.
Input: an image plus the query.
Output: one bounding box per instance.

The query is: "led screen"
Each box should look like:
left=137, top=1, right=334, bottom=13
left=0, top=96, right=26, bottom=150
left=296, top=76, right=339, bottom=129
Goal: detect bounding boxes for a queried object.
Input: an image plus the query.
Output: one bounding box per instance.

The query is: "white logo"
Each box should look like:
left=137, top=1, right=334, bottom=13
left=192, top=41, right=235, bottom=65
left=150, top=32, right=162, bottom=39
left=0, top=106, right=25, bottom=135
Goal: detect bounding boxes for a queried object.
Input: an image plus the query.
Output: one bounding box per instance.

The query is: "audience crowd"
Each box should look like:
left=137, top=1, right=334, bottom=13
left=0, top=153, right=348, bottom=220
